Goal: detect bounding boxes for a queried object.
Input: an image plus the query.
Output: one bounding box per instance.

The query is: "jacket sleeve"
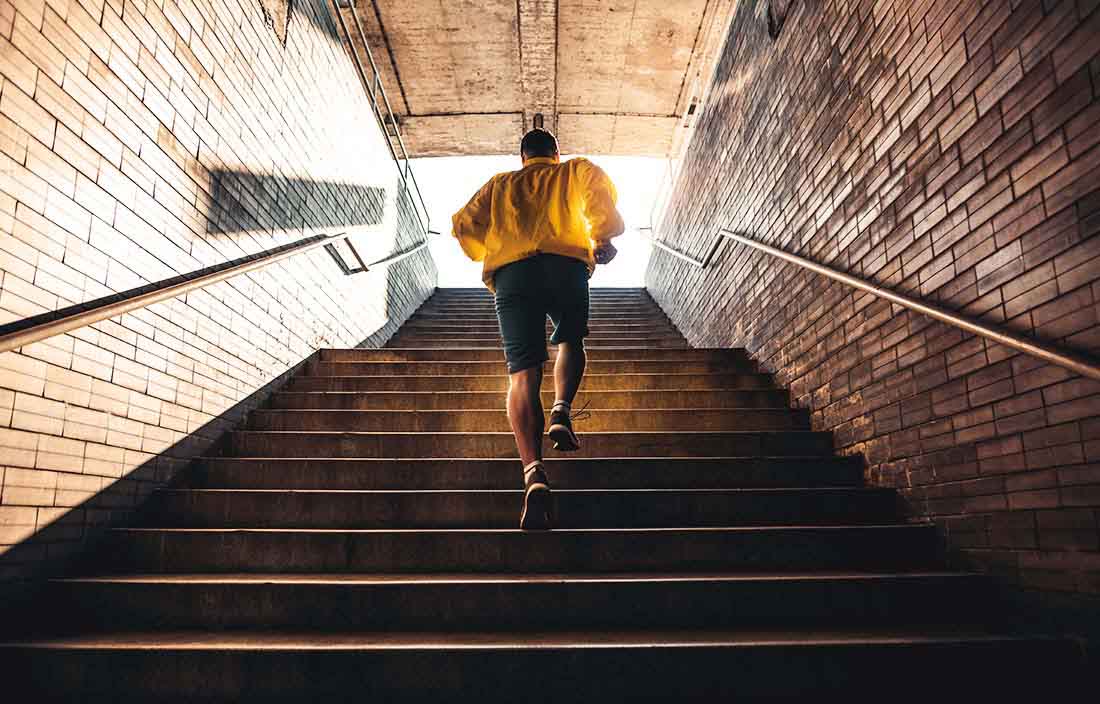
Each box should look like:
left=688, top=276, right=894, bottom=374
left=579, top=159, right=626, bottom=245
left=451, top=178, right=495, bottom=262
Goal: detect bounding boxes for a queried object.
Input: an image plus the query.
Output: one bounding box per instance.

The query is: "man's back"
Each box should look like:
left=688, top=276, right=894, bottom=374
left=452, top=156, right=624, bottom=291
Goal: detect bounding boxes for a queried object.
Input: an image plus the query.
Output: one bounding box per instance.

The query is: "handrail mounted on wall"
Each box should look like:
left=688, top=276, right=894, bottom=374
left=0, top=232, right=435, bottom=356
left=640, top=227, right=1100, bottom=382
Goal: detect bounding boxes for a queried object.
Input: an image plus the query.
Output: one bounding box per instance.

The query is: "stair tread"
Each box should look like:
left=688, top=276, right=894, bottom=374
left=352, top=346, right=726, bottom=350
left=253, top=407, right=794, bottom=412
left=3, top=628, right=1057, bottom=650
left=232, top=430, right=817, bottom=434
left=193, top=456, right=866, bottom=489
left=313, top=361, right=729, bottom=366
left=113, top=524, right=926, bottom=533
left=158, top=487, right=890, bottom=495
left=52, top=570, right=982, bottom=584
left=277, top=389, right=760, bottom=393
left=200, top=455, right=855, bottom=461
left=298, top=372, right=766, bottom=376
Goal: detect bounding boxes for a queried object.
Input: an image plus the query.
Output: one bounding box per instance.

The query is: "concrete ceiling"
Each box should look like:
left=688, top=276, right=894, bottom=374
left=338, top=1, right=735, bottom=157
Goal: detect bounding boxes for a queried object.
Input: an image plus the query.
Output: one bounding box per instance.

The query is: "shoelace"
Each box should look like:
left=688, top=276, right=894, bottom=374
left=557, top=399, right=591, bottom=423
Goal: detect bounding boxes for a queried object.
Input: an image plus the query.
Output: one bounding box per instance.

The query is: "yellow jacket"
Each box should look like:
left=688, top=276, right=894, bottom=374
left=451, top=156, right=625, bottom=291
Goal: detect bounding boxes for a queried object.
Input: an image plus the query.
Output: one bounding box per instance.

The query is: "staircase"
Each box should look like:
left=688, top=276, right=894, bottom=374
left=1, top=287, right=1082, bottom=699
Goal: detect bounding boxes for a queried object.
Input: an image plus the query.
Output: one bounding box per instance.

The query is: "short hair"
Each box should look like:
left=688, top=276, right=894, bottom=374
left=521, top=129, right=558, bottom=159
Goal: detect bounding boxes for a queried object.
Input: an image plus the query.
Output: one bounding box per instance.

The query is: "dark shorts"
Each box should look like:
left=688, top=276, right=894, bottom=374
left=492, top=253, right=591, bottom=373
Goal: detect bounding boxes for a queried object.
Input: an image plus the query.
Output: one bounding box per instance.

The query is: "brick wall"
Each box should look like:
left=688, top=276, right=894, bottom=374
left=647, top=0, right=1100, bottom=596
left=0, top=0, right=437, bottom=583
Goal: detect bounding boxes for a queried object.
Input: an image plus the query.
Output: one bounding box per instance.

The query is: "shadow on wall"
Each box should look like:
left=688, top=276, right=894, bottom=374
left=292, top=0, right=342, bottom=43
left=355, top=256, right=430, bottom=348
left=0, top=256, right=430, bottom=633
left=259, top=0, right=344, bottom=44
left=206, top=169, right=387, bottom=235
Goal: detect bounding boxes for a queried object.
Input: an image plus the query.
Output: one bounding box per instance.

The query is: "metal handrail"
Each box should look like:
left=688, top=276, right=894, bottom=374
left=0, top=232, right=433, bottom=355
left=331, top=0, right=431, bottom=234
left=641, top=227, right=1100, bottom=382
left=1, top=4, right=440, bottom=356
left=325, top=235, right=435, bottom=275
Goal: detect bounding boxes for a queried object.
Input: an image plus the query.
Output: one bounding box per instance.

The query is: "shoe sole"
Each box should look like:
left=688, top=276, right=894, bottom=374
left=548, top=423, right=580, bottom=451
left=519, top=483, right=552, bottom=530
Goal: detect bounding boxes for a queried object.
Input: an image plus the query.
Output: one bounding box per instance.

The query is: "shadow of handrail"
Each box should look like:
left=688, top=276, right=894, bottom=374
left=328, top=0, right=431, bottom=233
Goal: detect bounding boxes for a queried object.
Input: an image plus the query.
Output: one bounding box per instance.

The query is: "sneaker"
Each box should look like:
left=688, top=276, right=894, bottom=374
left=519, top=462, right=552, bottom=530
left=548, top=401, right=590, bottom=451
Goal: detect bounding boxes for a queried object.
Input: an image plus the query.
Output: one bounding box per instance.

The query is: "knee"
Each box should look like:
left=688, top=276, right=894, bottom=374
left=509, top=365, right=543, bottom=392
left=559, top=340, right=586, bottom=360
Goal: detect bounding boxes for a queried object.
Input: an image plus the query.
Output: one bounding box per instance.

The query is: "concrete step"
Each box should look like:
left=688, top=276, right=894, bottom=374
left=397, top=327, right=684, bottom=339
left=244, top=408, right=811, bottom=432
left=389, top=330, right=677, bottom=341
left=436, top=285, right=646, bottom=289
left=437, top=283, right=642, bottom=288
left=0, top=629, right=1077, bottom=701
left=385, top=336, right=689, bottom=348
left=227, top=430, right=834, bottom=458
left=435, top=288, right=649, bottom=295
left=426, top=302, right=658, bottom=308
left=432, top=293, right=652, bottom=302
left=408, top=313, right=667, bottom=324
left=401, top=318, right=679, bottom=329
left=424, top=295, right=657, bottom=303
left=425, top=300, right=657, bottom=306
left=422, top=304, right=661, bottom=311
left=191, top=457, right=866, bottom=490
left=140, top=487, right=898, bottom=528
left=416, top=305, right=663, bottom=315
left=286, top=372, right=775, bottom=392
left=429, top=298, right=656, bottom=303
left=400, top=322, right=678, bottom=333
left=267, top=389, right=789, bottom=411
left=318, top=346, right=749, bottom=362
left=412, top=312, right=668, bottom=322
left=415, top=310, right=664, bottom=316
left=95, top=524, right=939, bottom=573
left=308, top=359, right=751, bottom=375
left=434, top=289, right=650, bottom=296
left=422, top=296, right=657, bottom=305
left=40, top=571, right=993, bottom=632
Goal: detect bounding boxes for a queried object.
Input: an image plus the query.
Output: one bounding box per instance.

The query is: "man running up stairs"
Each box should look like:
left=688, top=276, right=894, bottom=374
left=0, top=286, right=1084, bottom=700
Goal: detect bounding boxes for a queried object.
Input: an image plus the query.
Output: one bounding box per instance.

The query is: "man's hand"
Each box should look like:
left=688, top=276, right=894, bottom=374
left=594, top=241, right=618, bottom=265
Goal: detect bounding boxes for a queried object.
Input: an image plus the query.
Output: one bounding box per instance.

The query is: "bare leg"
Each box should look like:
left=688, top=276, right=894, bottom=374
left=507, top=365, right=544, bottom=467
left=553, top=341, right=586, bottom=405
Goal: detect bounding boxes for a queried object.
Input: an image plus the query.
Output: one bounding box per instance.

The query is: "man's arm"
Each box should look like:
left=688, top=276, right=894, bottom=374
left=451, top=179, right=495, bottom=261
left=579, top=159, right=626, bottom=247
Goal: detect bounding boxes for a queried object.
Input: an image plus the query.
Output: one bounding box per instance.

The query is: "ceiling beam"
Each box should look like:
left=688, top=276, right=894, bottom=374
left=518, top=0, right=558, bottom=137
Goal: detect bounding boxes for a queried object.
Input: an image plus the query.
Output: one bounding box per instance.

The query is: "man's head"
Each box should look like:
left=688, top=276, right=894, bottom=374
left=521, top=129, right=559, bottom=163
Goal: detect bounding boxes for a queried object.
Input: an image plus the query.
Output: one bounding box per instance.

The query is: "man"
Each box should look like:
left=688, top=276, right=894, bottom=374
left=451, top=128, right=625, bottom=530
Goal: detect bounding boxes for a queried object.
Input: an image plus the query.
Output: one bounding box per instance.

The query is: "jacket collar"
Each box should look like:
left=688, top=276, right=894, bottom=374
left=522, top=156, right=560, bottom=167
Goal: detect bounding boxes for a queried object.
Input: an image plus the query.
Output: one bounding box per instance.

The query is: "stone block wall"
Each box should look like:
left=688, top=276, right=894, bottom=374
left=648, top=0, right=1100, bottom=595
left=0, top=0, right=437, bottom=583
